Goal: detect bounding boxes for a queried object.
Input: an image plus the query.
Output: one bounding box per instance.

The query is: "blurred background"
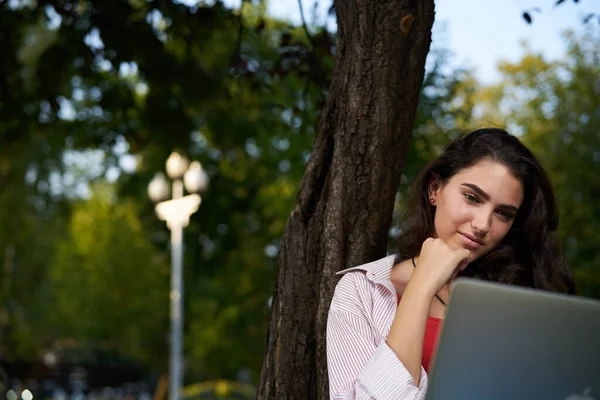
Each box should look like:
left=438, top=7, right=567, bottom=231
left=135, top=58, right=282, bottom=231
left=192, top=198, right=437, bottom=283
left=1, top=0, right=600, bottom=398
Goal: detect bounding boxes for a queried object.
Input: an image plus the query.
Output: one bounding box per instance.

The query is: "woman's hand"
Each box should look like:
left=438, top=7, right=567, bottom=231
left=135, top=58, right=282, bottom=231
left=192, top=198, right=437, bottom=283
left=409, top=237, right=471, bottom=296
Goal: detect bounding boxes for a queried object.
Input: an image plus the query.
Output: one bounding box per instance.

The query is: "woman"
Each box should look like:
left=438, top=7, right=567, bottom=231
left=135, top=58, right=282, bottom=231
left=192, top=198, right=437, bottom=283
left=326, top=128, right=574, bottom=399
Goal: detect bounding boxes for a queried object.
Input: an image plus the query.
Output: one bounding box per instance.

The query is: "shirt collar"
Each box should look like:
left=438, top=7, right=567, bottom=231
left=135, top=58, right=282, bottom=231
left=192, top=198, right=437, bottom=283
left=336, top=254, right=400, bottom=285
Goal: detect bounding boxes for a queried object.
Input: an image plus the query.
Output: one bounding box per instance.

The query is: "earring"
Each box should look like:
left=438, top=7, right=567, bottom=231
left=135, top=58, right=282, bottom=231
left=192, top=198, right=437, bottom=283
left=430, top=197, right=436, bottom=205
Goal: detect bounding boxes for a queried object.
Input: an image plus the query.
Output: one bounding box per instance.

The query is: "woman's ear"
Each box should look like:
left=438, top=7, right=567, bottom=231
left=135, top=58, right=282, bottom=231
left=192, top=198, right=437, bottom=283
left=428, top=177, right=441, bottom=205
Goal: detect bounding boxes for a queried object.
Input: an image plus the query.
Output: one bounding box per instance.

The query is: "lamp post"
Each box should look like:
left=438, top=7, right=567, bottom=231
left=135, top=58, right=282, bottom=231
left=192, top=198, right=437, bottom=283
left=148, top=152, right=209, bottom=400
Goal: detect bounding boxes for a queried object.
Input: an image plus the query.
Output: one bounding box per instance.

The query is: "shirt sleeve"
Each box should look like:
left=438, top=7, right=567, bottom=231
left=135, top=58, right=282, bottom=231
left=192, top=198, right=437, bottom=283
left=326, top=277, right=428, bottom=399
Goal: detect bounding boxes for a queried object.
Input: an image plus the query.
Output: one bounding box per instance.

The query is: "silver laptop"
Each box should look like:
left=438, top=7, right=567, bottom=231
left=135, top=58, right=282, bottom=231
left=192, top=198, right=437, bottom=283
left=426, top=278, right=600, bottom=400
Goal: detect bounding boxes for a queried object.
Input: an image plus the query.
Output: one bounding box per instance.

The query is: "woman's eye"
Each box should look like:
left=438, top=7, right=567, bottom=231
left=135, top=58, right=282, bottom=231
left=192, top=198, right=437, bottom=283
left=496, top=210, right=514, bottom=221
left=464, top=193, right=479, bottom=203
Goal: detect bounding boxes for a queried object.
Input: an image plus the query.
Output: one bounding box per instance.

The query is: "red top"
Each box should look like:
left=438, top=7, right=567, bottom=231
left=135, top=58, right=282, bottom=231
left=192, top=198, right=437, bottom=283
left=398, top=295, right=443, bottom=373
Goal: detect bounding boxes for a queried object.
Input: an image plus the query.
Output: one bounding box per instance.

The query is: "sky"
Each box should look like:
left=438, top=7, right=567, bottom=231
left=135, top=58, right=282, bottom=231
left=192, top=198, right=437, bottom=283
left=261, top=0, right=600, bottom=84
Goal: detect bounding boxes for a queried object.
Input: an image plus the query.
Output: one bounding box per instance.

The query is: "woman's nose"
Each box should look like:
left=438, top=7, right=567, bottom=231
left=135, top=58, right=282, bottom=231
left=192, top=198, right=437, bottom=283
left=471, top=210, right=491, bottom=235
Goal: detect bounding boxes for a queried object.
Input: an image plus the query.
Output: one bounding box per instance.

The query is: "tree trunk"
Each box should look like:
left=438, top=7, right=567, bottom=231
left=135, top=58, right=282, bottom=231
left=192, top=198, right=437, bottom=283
left=258, top=1, right=435, bottom=398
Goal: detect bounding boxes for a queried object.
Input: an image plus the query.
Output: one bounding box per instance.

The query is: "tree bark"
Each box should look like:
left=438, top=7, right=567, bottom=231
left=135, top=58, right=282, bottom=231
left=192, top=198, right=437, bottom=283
left=258, top=1, right=435, bottom=398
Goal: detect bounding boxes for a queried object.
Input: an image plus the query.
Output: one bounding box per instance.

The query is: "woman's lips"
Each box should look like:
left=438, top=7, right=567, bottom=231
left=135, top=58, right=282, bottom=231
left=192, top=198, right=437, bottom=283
left=459, top=232, right=484, bottom=250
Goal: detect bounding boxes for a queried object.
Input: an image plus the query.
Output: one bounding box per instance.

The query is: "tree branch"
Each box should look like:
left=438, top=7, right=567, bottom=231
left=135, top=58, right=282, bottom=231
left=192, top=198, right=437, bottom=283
left=298, top=0, right=316, bottom=50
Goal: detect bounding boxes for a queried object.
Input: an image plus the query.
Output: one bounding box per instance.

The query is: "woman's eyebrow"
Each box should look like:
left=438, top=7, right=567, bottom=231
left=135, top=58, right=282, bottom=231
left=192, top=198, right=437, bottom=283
left=462, top=183, right=490, bottom=200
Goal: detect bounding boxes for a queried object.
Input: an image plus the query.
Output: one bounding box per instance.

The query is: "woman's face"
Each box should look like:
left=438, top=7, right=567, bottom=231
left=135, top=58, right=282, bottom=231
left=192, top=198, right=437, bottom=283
left=430, top=159, right=524, bottom=261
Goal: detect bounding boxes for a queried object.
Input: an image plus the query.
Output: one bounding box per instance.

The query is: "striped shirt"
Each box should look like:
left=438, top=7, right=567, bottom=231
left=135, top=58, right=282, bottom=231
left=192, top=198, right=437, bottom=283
left=326, top=254, right=428, bottom=399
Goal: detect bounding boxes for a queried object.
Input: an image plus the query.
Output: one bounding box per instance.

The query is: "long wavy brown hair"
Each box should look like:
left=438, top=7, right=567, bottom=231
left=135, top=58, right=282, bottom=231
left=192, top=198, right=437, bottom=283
left=398, top=128, right=575, bottom=294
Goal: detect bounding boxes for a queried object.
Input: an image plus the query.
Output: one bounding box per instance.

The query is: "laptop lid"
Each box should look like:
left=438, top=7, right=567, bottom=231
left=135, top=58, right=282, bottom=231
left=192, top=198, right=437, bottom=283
left=426, top=278, right=600, bottom=400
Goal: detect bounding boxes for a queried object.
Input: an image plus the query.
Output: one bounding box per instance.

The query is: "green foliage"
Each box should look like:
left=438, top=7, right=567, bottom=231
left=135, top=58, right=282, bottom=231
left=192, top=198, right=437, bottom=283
left=49, top=183, right=169, bottom=365
left=0, top=0, right=330, bottom=383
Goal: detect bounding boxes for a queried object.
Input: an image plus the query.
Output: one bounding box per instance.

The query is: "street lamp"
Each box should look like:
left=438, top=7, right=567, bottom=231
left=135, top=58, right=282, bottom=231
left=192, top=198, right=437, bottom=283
left=148, top=152, right=209, bottom=400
